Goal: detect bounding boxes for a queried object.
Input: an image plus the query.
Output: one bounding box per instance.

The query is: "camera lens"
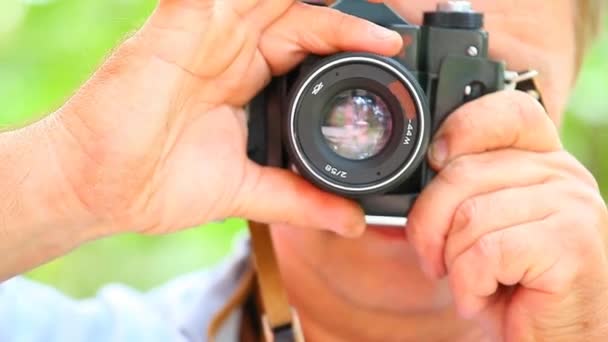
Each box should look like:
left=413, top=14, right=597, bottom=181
left=321, top=89, right=393, bottom=160
left=287, top=53, right=430, bottom=195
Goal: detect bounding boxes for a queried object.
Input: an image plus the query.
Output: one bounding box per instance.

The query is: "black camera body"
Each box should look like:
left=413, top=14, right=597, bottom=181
left=247, top=1, right=506, bottom=226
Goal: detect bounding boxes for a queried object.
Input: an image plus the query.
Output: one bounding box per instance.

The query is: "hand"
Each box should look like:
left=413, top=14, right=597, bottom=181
left=51, top=0, right=403, bottom=236
left=407, top=91, right=608, bottom=341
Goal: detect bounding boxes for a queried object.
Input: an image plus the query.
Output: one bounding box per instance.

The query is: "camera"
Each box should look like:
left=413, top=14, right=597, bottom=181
left=247, top=0, right=511, bottom=226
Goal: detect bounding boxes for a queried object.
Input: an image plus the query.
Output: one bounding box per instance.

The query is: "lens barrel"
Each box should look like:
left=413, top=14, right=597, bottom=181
left=287, top=53, right=430, bottom=196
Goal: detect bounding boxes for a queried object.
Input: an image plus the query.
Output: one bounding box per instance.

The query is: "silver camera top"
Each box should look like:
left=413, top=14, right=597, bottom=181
left=437, top=1, right=473, bottom=13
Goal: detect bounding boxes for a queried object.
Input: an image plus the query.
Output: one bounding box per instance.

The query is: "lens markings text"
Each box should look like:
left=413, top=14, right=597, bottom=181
left=325, top=164, right=348, bottom=179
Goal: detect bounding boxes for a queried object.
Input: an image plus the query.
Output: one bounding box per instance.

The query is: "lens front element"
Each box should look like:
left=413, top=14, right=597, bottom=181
left=321, top=89, right=393, bottom=160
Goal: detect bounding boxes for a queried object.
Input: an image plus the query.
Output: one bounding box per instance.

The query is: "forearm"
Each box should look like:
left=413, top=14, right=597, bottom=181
left=0, top=118, right=104, bottom=280
left=0, top=30, right=188, bottom=281
left=0, top=33, right=174, bottom=280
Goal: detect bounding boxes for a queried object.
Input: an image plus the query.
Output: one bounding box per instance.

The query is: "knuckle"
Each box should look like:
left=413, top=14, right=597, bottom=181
left=507, top=90, right=545, bottom=124
left=475, top=230, right=524, bottom=272
left=474, top=230, right=523, bottom=284
left=573, top=198, right=607, bottom=247
left=574, top=187, right=605, bottom=217
left=331, top=10, right=351, bottom=37
left=506, top=90, right=557, bottom=145
left=406, top=216, right=441, bottom=263
left=559, top=151, right=600, bottom=189
left=450, top=250, right=496, bottom=297
left=474, top=233, right=498, bottom=259
left=453, top=197, right=478, bottom=231
left=416, top=234, right=443, bottom=264
left=449, top=106, right=479, bottom=137
left=298, top=6, right=340, bottom=49
left=405, top=215, right=422, bottom=241
left=554, top=179, right=605, bottom=233
left=552, top=210, right=603, bottom=269
left=564, top=226, right=604, bottom=277
left=540, top=152, right=592, bottom=190
left=438, top=155, right=477, bottom=185
left=496, top=231, right=526, bottom=279
left=579, top=167, right=600, bottom=190
left=448, top=257, right=469, bottom=290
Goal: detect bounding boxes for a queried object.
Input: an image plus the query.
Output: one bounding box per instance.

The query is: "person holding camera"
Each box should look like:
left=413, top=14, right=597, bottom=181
left=0, top=0, right=606, bottom=341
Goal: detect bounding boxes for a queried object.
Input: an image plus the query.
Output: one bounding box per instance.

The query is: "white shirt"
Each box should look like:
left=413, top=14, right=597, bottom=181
left=0, top=238, right=252, bottom=342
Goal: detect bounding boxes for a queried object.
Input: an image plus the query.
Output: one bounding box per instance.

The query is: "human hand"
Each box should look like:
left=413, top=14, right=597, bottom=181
left=407, top=91, right=608, bottom=341
left=52, top=0, right=403, bottom=236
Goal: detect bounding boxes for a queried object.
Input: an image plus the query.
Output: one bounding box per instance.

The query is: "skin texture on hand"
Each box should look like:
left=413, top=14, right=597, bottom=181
left=407, top=90, right=608, bottom=340
left=0, top=119, right=103, bottom=280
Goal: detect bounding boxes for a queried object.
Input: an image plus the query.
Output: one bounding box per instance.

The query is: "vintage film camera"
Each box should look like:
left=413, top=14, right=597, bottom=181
left=247, top=0, right=537, bottom=227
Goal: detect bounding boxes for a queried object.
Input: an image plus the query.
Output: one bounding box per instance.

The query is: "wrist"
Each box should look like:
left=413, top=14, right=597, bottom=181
left=0, top=118, right=107, bottom=279
left=50, top=32, right=182, bottom=233
left=584, top=279, right=608, bottom=341
left=42, top=114, right=111, bottom=236
left=526, top=275, right=608, bottom=342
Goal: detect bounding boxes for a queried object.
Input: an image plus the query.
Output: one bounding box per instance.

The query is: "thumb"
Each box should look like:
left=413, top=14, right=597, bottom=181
left=233, top=161, right=366, bottom=237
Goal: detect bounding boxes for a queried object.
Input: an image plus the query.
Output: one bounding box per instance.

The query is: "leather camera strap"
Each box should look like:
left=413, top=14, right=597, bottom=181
left=248, top=221, right=304, bottom=342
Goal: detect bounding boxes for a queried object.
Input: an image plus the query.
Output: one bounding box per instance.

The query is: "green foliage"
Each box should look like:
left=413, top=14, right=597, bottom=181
left=0, top=0, right=606, bottom=298
left=26, top=219, right=247, bottom=298
left=562, top=18, right=608, bottom=198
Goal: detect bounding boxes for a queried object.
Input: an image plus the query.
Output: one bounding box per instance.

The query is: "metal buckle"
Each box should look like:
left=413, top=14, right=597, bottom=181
left=504, top=69, right=541, bottom=101
left=261, top=309, right=305, bottom=342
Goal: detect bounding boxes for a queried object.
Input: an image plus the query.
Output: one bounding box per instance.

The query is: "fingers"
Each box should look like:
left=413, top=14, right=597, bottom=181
left=443, top=182, right=560, bottom=273
left=234, top=160, right=366, bottom=237
left=413, top=89, right=567, bottom=277
left=408, top=145, right=608, bottom=319
left=261, top=1, right=403, bottom=75
left=407, top=149, right=558, bottom=277
left=448, top=218, right=565, bottom=318
left=428, top=90, right=561, bottom=169
left=448, top=196, right=608, bottom=320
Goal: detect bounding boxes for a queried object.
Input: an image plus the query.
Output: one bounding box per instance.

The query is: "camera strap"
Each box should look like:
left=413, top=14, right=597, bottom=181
left=248, top=221, right=304, bottom=342
left=505, top=69, right=545, bottom=107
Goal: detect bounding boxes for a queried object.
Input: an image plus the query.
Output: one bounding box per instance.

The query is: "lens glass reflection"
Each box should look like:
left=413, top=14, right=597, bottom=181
left=321, top=89, right=393, bottom=160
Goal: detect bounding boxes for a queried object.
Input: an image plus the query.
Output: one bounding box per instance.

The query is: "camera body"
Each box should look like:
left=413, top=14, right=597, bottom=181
left=247, top=0, right=506, bottom=226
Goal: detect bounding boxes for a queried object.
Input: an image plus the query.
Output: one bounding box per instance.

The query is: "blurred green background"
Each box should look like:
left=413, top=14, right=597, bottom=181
left=0, top=0, right=606, bottom=298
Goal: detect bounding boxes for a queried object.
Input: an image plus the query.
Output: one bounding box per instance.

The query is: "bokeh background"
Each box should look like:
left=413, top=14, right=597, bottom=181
left=0, top=0, right=607, bottom=298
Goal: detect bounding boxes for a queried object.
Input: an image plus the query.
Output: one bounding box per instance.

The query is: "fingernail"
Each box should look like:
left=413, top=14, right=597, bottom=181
left=370, top=24, right=399, bottom=40
left=429, top=138, right=448, bottom=166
